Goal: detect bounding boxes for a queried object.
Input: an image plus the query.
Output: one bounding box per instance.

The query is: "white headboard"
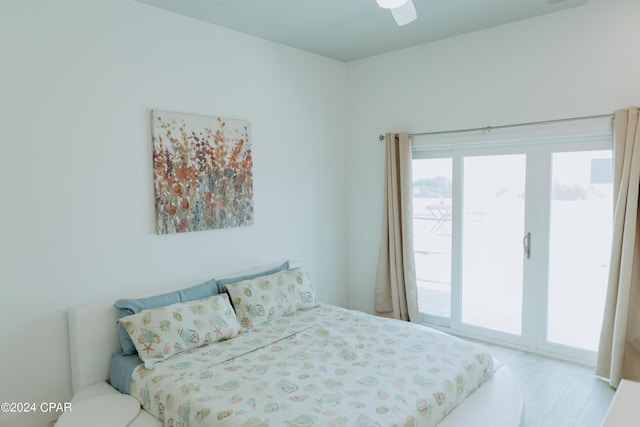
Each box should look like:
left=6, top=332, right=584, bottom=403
left=68, top=296, right=122, bottom=394
left=67, top=261, right=299, bottom=394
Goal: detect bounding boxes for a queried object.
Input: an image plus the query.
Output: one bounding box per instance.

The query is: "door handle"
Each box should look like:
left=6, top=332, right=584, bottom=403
left=523, top=232, right=531, bottom=259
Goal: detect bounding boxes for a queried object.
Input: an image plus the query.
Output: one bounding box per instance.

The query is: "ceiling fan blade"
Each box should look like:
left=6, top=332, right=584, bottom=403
left=376, top=0, right=409, bottom=9
left=391, top=0, right=417, bottom=26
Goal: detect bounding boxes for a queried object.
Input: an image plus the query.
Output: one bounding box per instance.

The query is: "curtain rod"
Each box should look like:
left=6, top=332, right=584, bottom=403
left=377, top=113, right=613, bottom=142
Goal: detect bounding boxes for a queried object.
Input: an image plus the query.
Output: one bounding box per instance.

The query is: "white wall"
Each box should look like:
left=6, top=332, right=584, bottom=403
left=0, top=0, right=347, bottom=425
left=346, top=0, right=640, bottom=315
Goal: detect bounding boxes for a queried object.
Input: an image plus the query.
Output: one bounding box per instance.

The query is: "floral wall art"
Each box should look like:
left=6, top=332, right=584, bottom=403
left=151, top=110, right=253, bottom=234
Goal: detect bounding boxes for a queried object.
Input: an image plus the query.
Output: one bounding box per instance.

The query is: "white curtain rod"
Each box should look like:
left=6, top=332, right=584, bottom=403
left=377, top=113, right=613, bottom=142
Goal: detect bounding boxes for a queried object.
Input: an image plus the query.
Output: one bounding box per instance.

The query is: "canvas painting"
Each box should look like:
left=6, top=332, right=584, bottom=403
left=151, top=110, right=253, bottom=234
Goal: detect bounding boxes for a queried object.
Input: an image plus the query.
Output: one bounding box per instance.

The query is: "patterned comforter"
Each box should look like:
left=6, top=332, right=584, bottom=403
left=130, top=304, right=493, bottom=426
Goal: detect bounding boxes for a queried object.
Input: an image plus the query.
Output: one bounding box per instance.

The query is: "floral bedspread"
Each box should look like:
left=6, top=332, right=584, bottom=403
left=130, top=304, right=493, bottom=427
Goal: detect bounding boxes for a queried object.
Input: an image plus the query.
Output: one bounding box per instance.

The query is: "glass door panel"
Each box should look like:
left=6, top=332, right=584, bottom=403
left=547, top=151, right=613, bottom=351
left=413, top=158, right=453, bottom=318
left=461, top=154, right=527, bottom=335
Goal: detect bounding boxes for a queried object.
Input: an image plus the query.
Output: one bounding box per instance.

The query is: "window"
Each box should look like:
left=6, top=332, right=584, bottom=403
left=413, top=157, right=452, bottom=318
left=412, top=119, right=613, bottom=363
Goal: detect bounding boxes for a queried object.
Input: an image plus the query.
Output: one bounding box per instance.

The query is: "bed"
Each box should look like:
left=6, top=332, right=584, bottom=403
left=60, top=262, right=523, bottom=427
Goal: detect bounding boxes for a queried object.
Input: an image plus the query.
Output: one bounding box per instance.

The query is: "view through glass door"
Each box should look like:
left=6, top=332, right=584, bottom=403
left=545, top=150, right=613, bottom=352
left=413, top=139, right=613, bottom=362
left=460, top=153, right=526, bottom=336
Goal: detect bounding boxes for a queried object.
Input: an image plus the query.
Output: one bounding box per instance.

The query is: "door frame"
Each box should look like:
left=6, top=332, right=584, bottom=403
left=413, top=135, right=612, bottom=366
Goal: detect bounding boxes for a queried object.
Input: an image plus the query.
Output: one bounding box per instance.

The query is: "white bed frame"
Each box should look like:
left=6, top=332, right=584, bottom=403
left=67, top=266, right=523, bottom=427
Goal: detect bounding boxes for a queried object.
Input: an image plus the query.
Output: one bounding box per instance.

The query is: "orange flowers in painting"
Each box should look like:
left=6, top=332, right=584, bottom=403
left=151, top=110, right=253, bottom=234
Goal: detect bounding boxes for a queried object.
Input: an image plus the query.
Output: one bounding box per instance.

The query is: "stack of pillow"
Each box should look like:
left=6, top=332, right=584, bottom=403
left=113, top=261, right=318, bottom=374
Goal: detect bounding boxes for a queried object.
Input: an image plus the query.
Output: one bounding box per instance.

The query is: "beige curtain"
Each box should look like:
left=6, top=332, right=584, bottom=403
left=596, top=107, right=640, bottom=388
left=374, top=133, right=420, bottom=322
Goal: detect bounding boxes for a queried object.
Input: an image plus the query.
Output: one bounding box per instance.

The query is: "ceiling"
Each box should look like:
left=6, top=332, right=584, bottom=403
left=135, top=0, right=588, bottom=62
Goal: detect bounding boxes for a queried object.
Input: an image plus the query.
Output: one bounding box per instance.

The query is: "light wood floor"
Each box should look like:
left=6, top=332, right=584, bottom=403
left=477, top=341, right=616, bottom=427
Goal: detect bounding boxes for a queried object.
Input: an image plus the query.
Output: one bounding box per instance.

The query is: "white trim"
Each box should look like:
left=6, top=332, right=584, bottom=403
left=450, top=153, right=463, bottom=331
left=423, top=321, right=597, bottom=367
left=412, top=115, right=612, bottom=153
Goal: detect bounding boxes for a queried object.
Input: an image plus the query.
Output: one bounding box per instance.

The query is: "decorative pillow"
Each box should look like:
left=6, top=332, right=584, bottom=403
left=114, top=278, right=218, bottom=356
left=117, top=293, right=240, bottom=368
left=226, top=266, right=317, bottom=329
left=216, top=260, right=289, bottom=295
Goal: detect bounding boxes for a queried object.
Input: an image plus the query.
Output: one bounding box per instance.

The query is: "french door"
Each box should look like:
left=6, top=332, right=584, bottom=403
left=412, top=138, right=613, bottom=364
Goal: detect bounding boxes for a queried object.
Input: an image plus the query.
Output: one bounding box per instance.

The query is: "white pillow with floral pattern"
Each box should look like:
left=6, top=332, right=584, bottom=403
left=117, top=293, right=240, bottom=368
left=226, top=266, right=318, bottom=329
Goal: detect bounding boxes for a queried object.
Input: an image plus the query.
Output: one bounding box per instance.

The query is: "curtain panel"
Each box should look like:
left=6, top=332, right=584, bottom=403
left=596, top=107, right=640, bottom=388
left=374, top=133, right=420, bottom=322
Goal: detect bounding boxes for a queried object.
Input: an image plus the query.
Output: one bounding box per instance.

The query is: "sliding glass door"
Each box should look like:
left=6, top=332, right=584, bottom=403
left=413, top=138, right=613, bottom=363
left=545, top=150, right=613, bottom=352
left=413, top=158, right=453, bottom=319
left=460, top=154, right=527, bottom=336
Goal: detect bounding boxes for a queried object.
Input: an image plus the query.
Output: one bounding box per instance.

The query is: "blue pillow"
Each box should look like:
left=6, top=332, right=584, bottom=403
left=216, top=261, right=289, bottom=295
left=109, top=353, right=143, bottom=395
left=114, top=278, right=217, bottom=356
